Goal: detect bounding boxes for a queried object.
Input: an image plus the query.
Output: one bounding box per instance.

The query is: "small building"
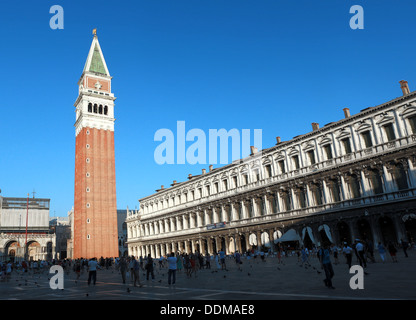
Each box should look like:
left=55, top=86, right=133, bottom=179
left=0, top=196, right=56, bottom=262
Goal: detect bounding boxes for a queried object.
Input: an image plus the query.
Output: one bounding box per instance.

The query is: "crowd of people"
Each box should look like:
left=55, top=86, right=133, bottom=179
left=0, top=238, right=413, bottom=291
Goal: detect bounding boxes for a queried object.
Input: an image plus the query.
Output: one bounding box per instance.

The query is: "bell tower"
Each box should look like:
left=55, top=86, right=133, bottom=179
left=73, top=30, right=118, bottom=259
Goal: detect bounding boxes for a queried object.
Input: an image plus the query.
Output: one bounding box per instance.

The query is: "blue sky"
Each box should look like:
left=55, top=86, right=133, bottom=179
left=1, top=0, right=416, bottom=217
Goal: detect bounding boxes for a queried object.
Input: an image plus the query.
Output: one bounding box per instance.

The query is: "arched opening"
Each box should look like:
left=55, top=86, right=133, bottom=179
left=337, top=221, right=351, bottom=244
left=26, top=241, right=41, bottom=261
left=93, top=104, right=98, bottom=113
left=240, top=235, right=247, bottom=253
left=104, top=105, right=108, bottom=115
left=318, top=224, right=333, bottom=245
left=302, top=227, right=315, bottom=249
left=368, top=169, right=384, bottom=195
left=404, top=215, right=416, bottom=243
left=88, top=103, right=92, bottom=113
left=357, top=219, right=373, bottom=242
left=98, top=105, right=103, bottom=114
left=261, top=232, right=271, bottom=249
left=379, top=216, right=396, bottom=245
left=249, top=233, right=257, bottom=250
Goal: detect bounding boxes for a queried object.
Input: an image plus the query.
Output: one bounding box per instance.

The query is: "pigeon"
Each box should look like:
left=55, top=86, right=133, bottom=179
left=223, top=275, right=226, bottom=278
left=86, top=293, right=89, bottom=297
left=247, top=273, right=251, bottom=276
left=277, top=267, right=280, bottom=271
left=317, top=271, right=321, bottom=274
left=127, top=288, right=131, bottom=293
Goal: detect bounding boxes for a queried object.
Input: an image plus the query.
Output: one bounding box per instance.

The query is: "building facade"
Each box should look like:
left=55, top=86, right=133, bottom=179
left=50, top=217, right=71, bottom=259
left=0, top=196, right=56, bottom=262
left=126, top=81, right=416, bottom=258
left=73, top=31, right=118, bottom=259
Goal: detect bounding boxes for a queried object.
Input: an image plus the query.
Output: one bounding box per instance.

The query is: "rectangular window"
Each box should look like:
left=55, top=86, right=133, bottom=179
left=252, top=169, right=260, bottom=182
left=243, top=174, right=248, bottom=185
left=384, top=123, right=396, bottom=141
left=307, top=150, right=316, bottom=165
left=361, top=131, right=373, bottom=148
left=278, top=160, right=286, bottom=174
left=233, top=176, right=238, bottom=188
left=323, top=145, right=333, bottom=160
left=408, top=116, right=416, bottom=134
left=222, top=180, right=228, bottom=191
left=341, top=138, right=352, bottom=154
left=292, top=155, right=300, bottom=169
left=206, top=185, right=210, bottom=196
left=265, top=164, right=272, bottom=178
left=214, top=182, right=219, bottom=193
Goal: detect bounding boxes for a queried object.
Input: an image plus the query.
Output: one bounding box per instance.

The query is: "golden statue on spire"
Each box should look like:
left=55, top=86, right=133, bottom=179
left=92, top=28, right=97, bottom=36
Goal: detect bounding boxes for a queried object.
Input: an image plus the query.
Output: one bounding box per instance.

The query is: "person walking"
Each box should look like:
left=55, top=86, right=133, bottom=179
left=119, top=256, right=128, bottom=284
left=219, top=249, right=226, bottom=270
left=176, top=253, right=183, bottom=273
left=167, top=252, right=177, bottom=285
left=388, top=241, right=398, bottom=263
left=342, top=242, right=353, bottom=269
left=401, top=239, right=409, bottom=258
left=355, top=239, right=367, bottom=268
left=132, top=256, right=143, bottom=287
left=205, top=253, right=211, bottom=269
left=87, top=257, right=99, bottom=286
left=377, top=242, right=386, bottom=263
left=319, top=244, right=335, bottom=289
left=145, top=254, right=155, bottom=281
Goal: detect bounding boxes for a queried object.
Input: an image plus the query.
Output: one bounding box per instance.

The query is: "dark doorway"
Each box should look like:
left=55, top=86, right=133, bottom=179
left=337, top=221, right=351, bottom=244
left=379, top=216, right=397, bottom=245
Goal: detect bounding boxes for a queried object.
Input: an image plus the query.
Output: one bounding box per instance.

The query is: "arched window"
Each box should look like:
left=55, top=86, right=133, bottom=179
left=93, top=104, right=98, bottom=113
left=391, top=162, right=409, bottom=190
left=368, top=169, right=384, bottom=195
left=99, top=105, right=103, bottom=114
left=104, top=106, right=108, bottom=115
left=348, top=174, right=361, bottom=199
left=88, top=103, right=92, bottom=113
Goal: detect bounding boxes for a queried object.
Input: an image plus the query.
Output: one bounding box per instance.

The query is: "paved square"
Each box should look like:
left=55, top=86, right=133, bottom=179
left=1, top=250, right=415, bottom=300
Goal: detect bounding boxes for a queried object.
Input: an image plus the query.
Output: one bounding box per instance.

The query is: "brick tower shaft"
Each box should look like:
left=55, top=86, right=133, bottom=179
left=73, top=31, right=118, bottom=259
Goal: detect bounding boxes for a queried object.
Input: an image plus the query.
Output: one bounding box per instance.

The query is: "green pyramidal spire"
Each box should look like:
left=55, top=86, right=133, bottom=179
left=89, top=44, right=107, bottom=75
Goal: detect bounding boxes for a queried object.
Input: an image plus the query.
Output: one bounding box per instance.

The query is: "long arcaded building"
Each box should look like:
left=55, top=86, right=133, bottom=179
left=126, top=80, right=416, bottom=258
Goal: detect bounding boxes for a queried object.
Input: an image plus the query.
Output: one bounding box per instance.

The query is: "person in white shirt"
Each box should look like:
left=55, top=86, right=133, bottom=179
left=87, top=258, right=99, bottom=285
left=167, top=252, right=177, bottom=285
left=355, top=239, right=367, bottom=268
left=342, top=242, right=353, bottom=269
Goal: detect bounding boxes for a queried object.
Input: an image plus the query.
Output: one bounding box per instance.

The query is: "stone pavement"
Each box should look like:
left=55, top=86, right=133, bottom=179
left=1, top=250, right=415, bottom=301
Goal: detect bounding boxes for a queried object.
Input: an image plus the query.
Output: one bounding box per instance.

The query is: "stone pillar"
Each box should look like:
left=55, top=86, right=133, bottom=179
left=238, top=200, right=244, bottom=219
left=245, top=232, right=251, bottom=251
left=190, top=213, right=195, bottom=229
left=176, top=216, right=181, bottom=231
left=224, top=235, right=230, bottom=254
left=321, top=180, right=329, bottom=204
left=197, top=211, right=203, bottom=227
left=183, top=215, right=189, bottom=230
left=251, top=198, right=259, bottom=217
left=264, top=194, right=271, bottom=215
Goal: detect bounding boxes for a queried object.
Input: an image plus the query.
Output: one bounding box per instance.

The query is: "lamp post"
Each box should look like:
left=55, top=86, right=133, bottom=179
left=25, top=193, right=29, bottom=260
